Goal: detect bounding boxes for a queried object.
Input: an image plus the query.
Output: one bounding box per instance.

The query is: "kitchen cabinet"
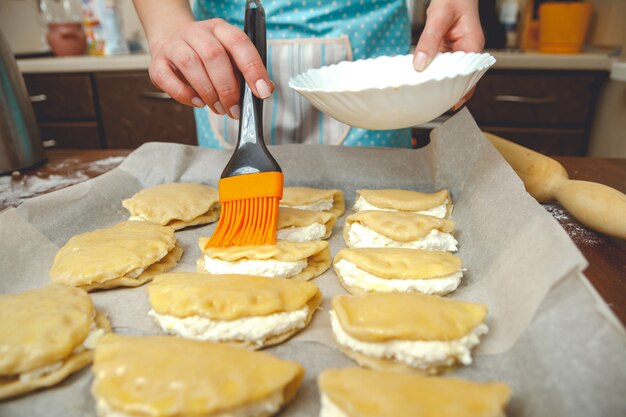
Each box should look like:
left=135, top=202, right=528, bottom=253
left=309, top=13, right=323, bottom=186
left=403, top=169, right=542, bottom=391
left=38, top=123, right=101, bottom=149
left=26, top=74, right=96, bottom=121
left=466, top=69, right=607, bottom=155
left=23, top=72, right=196, bottom=149
left=95, top=73, right=196, bottom=148
left=24, top=68, right=606, bottom=155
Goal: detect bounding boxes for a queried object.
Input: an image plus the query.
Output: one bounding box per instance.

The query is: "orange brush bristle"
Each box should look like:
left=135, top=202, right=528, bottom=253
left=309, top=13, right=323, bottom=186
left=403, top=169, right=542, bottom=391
left=205, top=171, right=283, bottom=248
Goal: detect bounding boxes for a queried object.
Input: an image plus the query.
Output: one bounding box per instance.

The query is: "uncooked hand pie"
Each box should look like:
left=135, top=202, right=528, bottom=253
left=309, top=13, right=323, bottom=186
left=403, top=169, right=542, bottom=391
left=319, top=367, right=511, bottom=417
left=0, top=285, right=110, bottom=400
left=197, top=239, right=331, bottom=281
left=277, top=207, right=336, bottom=242
left=122, top=182, right=220, bottom=230
left=330, top=293, right=488, bottom=374
left=147, top=273, right=322, bottom=349
left=333, top=248, right=463, bottom=296
left=91, top=334, right=304, bottom=417
left=281, top=187, right=345, bottom=217
left=343, top=210, right=457, bottom=251
left=50, top=221, right=183, bottom=291
left=353, top=189, right=453, bottom=218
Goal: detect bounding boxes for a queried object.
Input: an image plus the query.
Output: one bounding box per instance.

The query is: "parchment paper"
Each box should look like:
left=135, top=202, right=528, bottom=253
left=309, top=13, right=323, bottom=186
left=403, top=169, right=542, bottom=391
left=1, top=109, right=625, bottom=416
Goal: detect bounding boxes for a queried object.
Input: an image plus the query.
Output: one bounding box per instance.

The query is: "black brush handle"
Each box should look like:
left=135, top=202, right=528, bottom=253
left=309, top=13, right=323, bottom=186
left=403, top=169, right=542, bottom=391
left=240, top=0, right=266, bottom=138
left=221, top=0, right=281, bottom=178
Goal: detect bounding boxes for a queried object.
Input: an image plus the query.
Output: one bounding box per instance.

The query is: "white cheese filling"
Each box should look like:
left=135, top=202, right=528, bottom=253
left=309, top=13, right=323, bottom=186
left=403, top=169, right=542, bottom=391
left=330, top=311, right=487, bottom=371
left=128, top=216, right=146, bottom=222
left=353, top=196, right=449, bottom=219
left=203, top=255, right=308, bottom=278
left=149, top=305, right=310, bottom=346
left=281, top=197, right=334, bottom=212
left=277, top=223, right=326, bottom=242
left=347, top=223, right=458, bottom=251
left=123, top=267, right=145, bottom=279
left=96, top=389, right=284, bottom=417
left=17, top=362, right=64, bottom=383
left=335, top=259, right=462, bottom=295
left=320, top=394, right=349, bottom=417
left=18, top=320, right=106, bottom=382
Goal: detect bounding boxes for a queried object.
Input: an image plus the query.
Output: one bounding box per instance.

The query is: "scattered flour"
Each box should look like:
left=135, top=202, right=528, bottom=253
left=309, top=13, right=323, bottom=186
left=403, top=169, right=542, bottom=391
left=543, top=204, right=603, bottom=245
left=0, top=156, right=125, bottom=211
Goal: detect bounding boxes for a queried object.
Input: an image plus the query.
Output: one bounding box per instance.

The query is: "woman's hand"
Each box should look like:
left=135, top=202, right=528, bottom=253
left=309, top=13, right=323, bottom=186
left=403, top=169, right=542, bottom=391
left=148, top=18, right=273, bottom=119
left=413, top=0, right=484, bottom=71
left=413, top=0, right=484, bottom=109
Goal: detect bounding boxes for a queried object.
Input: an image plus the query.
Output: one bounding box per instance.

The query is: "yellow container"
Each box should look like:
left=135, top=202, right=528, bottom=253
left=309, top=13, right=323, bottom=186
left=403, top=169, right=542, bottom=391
left=538, top=2, right=593, bottom=54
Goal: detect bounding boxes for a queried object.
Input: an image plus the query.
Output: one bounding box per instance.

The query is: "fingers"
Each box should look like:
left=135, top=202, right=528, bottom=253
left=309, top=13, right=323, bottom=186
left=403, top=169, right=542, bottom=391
left=149, top=58, right=199, bottom=107
left=211, top=19, right=273, bottom=100
left=452, top=31, right=485, bottom=53
left=163, top=40, right=227, bottom=115
left=184, top=27, right=241, bottom=117
left=413, top=7, right=454, bottom=71
left=148, top=19, right=273, bottom=119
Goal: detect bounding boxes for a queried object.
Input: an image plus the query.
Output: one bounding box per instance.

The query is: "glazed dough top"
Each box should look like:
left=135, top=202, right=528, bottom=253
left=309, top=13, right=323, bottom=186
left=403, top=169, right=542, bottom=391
left=92, top=334, right=304, bottom=417
left=319, top=368, right=511, bottom=417
left=356, top=189, right=451, bottom=212
left=199, top=239, right=329, bottom=262
left=332, top=293, right=487, bottom=342
left=148, top=273, right=320, bottom=320
left=122, top=183, right=219, bottom=225
left=277, top=207, right=335, bottom=229
left=50, top=221, right=176, bottom=287
left=0, top=285, right=93, bottom=375
left=345, top=211, right=454, bottom=241
left=334, top=248, right=462, bottom=280
left=281, top=187, right=345, bottom=217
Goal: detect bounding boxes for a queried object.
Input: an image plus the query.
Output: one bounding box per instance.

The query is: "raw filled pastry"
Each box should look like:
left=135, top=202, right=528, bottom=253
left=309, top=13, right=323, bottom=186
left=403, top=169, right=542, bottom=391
left=353, top=189, right=452, bottom=219
left=198, top=239, right=331, bottom=281
left=91, top=334, right=304, bottom=417
left=281, top=187, right=345, bottom=217
left=330, top=293, right=488, bottom=374
left=122, top=182, right=220, bottom=230
left=0, top=285, right=110, bottom=399
left=318, top=367, right=511, bottom=417
left=277, top=207, right=336, bottom=242
left=333, top=248, right=463, bottom=296
left=343, top=210, right=457, bottom=251
left=50, top=221, right=183, bottom=291
left=147, top=273, right=322, bottom=349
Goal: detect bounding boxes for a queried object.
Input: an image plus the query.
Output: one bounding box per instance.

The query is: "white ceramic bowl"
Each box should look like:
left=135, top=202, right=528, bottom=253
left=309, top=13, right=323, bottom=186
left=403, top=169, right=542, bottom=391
left=289, top=52, right=496, bottom=130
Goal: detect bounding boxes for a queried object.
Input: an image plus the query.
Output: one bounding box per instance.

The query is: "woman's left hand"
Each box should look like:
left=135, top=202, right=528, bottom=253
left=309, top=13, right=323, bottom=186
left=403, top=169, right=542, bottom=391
left=413, top=0, right=484, bottom=110
left=413, top=0, right=484, bottom=71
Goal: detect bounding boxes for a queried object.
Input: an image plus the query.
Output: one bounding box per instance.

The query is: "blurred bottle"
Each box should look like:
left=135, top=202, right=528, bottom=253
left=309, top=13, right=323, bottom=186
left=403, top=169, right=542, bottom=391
left=88, top=0, right=129, bottom=55
left=82, top=0, right=105, bottom=56
left=40, top=0, right=86, bottom=56
left=499, top=0, right=519, bottom=49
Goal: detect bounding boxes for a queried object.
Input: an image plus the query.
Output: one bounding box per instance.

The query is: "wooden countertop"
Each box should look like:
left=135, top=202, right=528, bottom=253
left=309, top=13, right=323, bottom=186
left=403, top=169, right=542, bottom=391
left=1, top=149, right=624, bottom=326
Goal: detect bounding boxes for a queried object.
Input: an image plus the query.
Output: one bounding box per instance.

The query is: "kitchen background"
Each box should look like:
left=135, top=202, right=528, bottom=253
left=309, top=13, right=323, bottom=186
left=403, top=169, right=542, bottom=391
left=0, top=0, right=624, bottom=157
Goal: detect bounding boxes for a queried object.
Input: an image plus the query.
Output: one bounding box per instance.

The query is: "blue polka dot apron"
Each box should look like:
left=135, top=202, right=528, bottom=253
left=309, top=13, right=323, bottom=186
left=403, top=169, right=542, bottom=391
left=193, top=0, right=411, bottom=148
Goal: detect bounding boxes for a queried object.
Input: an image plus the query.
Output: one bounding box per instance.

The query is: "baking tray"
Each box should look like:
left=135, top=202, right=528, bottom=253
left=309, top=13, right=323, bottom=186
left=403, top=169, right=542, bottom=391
left=1, top=109, right=625, bottom=416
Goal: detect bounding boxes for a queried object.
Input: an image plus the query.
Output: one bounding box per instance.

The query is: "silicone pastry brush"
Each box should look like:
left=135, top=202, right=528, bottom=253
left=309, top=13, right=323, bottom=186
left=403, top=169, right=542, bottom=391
left=205, top=0, right=283, bottom=248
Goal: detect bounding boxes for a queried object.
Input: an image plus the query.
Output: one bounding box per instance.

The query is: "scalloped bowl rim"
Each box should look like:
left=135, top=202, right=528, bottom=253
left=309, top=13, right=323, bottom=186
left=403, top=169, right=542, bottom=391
left=288, top=52, right=496, bottom=94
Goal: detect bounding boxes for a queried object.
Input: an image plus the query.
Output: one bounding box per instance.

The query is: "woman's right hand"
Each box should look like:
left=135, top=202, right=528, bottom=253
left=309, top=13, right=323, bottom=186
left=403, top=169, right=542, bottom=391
left=148, top=18, right=273, bottom=119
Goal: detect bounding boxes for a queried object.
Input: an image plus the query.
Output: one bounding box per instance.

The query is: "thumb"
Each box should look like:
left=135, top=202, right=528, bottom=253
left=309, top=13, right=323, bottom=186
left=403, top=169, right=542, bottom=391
left=413, top=11, right=453, bottom=71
